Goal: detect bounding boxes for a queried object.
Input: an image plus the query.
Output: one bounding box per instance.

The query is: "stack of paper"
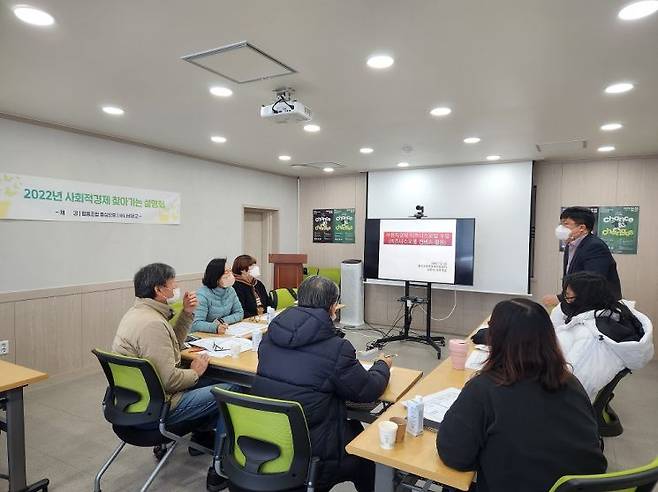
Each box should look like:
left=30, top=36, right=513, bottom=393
left=465, top=345, right=490, bottom=370
left=403, top=387, right=461, bottom=426
left=226, top=321, right=266, bottom=337
left=189, top=337, right=253, bottom=358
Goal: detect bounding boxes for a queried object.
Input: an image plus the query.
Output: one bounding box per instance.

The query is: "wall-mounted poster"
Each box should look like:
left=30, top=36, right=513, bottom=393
left=333, top=208, right=356, bottom=243
left=597, top=206, right=640, bottom=254
left=312, top=208, right=356, bottom=243
left=313, top=208, right=334, bottom=243
left=0, top=173, right=181, bottom=224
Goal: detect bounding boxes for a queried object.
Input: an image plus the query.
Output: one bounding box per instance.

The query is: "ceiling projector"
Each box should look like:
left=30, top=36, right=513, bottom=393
left=260, top=88, right=312, bottom=123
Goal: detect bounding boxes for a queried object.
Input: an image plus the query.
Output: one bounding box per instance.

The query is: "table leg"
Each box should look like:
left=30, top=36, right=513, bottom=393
left=6, top=387, right=27, bottom=492
left=375, top=462, right=396, bottom=492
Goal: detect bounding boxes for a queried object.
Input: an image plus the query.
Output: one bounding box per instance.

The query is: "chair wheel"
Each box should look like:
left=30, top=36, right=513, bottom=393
left=153, top=445, right=167, bottom=460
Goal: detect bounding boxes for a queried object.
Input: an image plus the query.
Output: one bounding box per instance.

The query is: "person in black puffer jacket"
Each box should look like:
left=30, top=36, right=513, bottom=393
left=252, top=275, right=391, bottom=492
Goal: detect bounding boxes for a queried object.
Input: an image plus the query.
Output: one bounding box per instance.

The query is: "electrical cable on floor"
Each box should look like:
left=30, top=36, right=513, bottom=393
left=416, top=288, right=458, bottom=322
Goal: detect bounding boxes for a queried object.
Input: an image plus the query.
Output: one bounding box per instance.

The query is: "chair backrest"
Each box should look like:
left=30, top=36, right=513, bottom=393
left=317, top=268, right=341, bottom=286
left=593, top=368, right=631, bottom=429
left=212, top=387, right=312, bottom=491
left=168, top=300, right=184, bottom=327
left=549, top=457, right=658, bottom=491
left=92, top=349, right=166, bottom=427
left=270, top=288, right=298, bottom=310
left=303, top=265, right=320, bottom=281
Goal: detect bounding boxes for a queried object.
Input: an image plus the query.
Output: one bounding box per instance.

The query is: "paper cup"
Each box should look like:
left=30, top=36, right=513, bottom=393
left=449, top=339, right=468, bottom=370
left=389, top=417, right=406, bottom=442
left=230, top=344, right=241, bottom=359
left=378, top=421, right=398, bottom=450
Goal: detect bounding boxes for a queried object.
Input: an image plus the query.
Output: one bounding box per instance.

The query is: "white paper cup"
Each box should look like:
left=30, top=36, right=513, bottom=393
left=230, top=344, right=241, bottom=358
left=378, top=421, right=398, bottom=450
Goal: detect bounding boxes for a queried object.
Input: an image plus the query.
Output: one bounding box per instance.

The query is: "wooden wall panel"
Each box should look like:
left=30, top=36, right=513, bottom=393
left=0, top=302, right=16, bottom=363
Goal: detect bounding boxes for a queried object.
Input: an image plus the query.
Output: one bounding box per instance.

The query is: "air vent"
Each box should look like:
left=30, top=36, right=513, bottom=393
left=181, top=41, right=296, bottom=84
left=535, top=139, right=587, bottom=153
left=291, top=162, right=345, bottom=171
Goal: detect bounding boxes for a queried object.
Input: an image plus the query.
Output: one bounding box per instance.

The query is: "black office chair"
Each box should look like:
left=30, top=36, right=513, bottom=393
left=592, top=368, right=631, bottom=437
left=211, top=387, right=320, bottom=492
left=92, top=349, right=214, bottom=492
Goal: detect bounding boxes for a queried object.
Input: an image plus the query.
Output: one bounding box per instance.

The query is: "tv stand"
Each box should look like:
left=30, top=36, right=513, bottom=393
left=366, top=281, right=446, bottom=359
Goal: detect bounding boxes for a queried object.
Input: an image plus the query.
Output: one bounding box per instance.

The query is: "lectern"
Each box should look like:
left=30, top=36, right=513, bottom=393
left=269, top=253, right=307, bottom=289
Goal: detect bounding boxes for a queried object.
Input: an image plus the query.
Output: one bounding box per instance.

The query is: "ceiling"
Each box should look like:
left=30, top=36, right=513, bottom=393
left=1, top=0, right=657, bottom=177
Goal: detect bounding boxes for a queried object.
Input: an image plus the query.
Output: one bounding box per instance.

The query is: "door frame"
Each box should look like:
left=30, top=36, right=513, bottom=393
left=242, top=205, right=280, bottom=290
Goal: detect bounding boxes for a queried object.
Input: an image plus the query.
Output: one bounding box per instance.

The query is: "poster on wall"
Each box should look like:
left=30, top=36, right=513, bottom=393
left=558, top=205, right=640, bottom=254
left=313, top=208, right=356, bottom=243
left=0, top=173, right=181, bottom=224
left=332, top=208, right=356, bottom=243
left=597, top=206, right=640, bottom=254
left=313, top=208, right=334, bottom=243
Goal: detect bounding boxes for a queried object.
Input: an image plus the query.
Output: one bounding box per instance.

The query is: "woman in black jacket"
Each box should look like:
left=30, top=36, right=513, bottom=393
left=231, top=255, right=272, bottom=318
left=437, top=298, right=606, bottom=492
left=252, top=275, right=392, bottom=492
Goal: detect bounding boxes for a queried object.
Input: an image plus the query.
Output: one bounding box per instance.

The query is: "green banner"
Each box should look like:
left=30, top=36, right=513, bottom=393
left=333, top=208, right=356, bottom=243
left=597, top=206, right=640, bottom=254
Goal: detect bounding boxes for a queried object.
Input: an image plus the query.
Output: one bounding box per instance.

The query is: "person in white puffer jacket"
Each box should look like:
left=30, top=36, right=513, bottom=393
left=551, top=272, right=654, bottom=401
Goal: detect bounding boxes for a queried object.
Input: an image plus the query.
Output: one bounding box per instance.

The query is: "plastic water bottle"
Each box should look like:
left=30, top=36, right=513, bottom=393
left=252, top=328, right=263, bottom=351
left=266, top=306, right=275, bottom=323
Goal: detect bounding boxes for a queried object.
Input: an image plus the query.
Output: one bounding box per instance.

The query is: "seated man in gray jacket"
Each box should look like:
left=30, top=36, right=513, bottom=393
left=112, top=262, right=228, bottom=492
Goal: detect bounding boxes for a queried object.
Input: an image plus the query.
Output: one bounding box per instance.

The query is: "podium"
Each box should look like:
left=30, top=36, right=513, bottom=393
left=269, top=254, right=308, bottom=289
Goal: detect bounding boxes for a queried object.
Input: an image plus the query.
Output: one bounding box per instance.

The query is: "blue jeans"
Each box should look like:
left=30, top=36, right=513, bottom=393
left=148, top=378, right=236, bottom=455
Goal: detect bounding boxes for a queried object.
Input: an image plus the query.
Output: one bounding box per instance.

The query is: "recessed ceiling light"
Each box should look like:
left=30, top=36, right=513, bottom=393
left=278, top=155, right=291, bottom=161
left=323, top=167, right=335, bottom=173
left=463, top=137, right=481, bottom=144
left=304, top=124, right=321, bottom=133
left=209, top=86, right=233, bottom=97
left=211, top=135, right=227, bottom=143
left=486, top=155, right=501, bottom=161
left=598, top=145, right=615, bottom=152
left=618, top=1, right=658, bottom=20
left=367, top=54, right=394, bottom=69
left=600, top=123, right=623, bottom=131
left=605, top=82, right=634, bottom=94
left=430, top=106, right=452, bottom=117
left=397, top=162, right=410, bottom=168
left=101, top=106, right=124, bottom=116
left=360, top=147, right=374, bottom=154
left=13, top=6, right=54, bottom=26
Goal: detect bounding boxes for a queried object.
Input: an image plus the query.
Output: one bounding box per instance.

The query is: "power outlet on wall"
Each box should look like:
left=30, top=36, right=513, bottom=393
left=0, top=340, right=9, bottom=356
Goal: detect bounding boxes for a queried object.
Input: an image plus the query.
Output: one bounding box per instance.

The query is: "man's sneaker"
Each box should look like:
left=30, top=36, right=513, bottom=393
left=206, top=466, right=229, bottom=492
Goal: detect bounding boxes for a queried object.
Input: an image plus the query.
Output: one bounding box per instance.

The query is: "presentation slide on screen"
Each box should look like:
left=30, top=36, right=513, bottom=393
left=378, top=219, right=457, bottom=284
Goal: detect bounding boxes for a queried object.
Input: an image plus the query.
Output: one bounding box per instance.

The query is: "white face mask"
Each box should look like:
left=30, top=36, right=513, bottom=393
left=555, top=225, right=572, bottom=241
left=248, top=265, right=261, bottom=279
left=219, top=274, right=235, bottom=289
left=166, top=287, right=181, bottom=305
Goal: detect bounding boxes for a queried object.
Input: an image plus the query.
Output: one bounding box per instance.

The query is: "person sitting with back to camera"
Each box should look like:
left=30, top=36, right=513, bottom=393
left=251, top=275, right=392, bottom=492
left=550, top=271, right=654, bottom=401
left=231, top=254, right=272, bottom=318
left=192, top=258, right=244, bottom=334
left=438, top=298, right=606, bottom=492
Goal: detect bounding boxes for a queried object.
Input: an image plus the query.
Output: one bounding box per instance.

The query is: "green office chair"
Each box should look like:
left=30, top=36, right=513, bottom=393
left=593, top=369, right=631, bottom=437
left=211, top=387, right=319, bottom=492
left=270, top=288, right=298, bottom=310
left=168, top=299, right=184, bottom=327
left=92, top=349, right=214, bottom=492
left=549, top=456, right=658, bottom=491
left=316, top=268, right=341, bottom=286
left=303, top=266, right=319, bottom=281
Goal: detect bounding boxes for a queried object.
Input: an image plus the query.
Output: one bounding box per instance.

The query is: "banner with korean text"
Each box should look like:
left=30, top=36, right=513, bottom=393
left=0, top=173, right=181, bottom=224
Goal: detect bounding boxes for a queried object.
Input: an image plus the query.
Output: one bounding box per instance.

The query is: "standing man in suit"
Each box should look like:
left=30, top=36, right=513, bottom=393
left=543, top=207, right=622, bottom=307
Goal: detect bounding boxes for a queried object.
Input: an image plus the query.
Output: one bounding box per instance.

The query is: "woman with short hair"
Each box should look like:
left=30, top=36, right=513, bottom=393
left=231, top=254, right=272, bottom=318
left=192, top=258, right=244, bottom=334
left=437, top=298, right=606, bottom=492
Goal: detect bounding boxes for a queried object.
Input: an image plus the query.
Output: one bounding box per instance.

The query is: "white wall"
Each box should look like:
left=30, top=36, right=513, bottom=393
left=0, top=118, right=299, bottom=292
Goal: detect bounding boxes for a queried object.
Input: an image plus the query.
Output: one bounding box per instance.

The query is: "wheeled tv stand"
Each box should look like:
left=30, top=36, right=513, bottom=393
left=366, top=281, right=446, bottom=359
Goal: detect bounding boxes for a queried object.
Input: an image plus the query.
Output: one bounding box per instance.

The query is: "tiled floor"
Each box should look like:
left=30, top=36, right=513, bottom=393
left=1, top=328, right=657, bottom=491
